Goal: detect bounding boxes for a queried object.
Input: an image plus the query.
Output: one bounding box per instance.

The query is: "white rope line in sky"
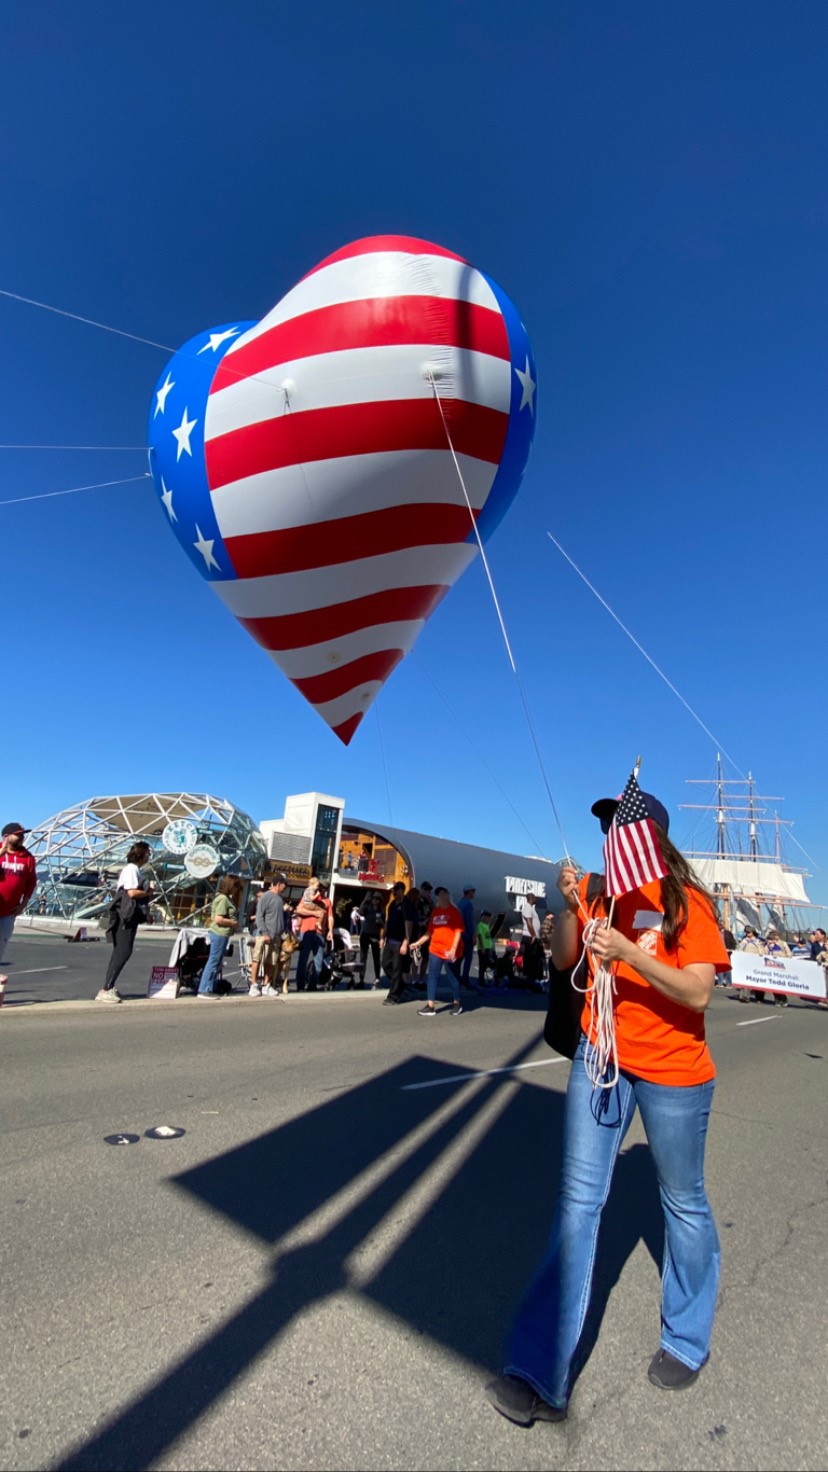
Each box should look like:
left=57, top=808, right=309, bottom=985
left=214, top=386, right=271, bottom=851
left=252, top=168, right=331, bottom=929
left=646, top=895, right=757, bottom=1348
left=544, top=525, right=746, bottom=777
left=430, top=380, right=571, bottom=862
left=0, top=287, right=177, bottom=354
left=0, top=473, right=150, bottom=508
left=543, top=521, right=822, bottom=879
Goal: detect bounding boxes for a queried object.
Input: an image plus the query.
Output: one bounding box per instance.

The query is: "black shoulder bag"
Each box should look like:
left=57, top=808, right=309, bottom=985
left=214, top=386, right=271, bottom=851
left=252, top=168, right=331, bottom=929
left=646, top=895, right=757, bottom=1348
left=543, top=873, right=605, bottom=1059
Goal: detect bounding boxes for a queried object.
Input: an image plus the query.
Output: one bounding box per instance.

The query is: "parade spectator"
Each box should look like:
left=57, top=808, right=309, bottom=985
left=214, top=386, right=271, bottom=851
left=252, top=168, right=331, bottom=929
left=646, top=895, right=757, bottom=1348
left=410, top=885, right=464, bottom=1017
left=358, top=890, right=386, bottom=987
left=476, top=910, right=498, bottom=986
left=458, top=884, right=478, bottom=990
left=520, top=891, right=545, bottom=982
left=296, top=880, right=333, bottom=992
left=381, top=882, right=417, bottom=1005
left=410, top=881, right=434, bottom=986
left=95, top=841, right=153, bottom=1003
left=765, top=929, right=791, bottom=1007
left=486, top=791, right=729, bottom=1426
left=0, top=823, right=37, bottom=987
left=198, top=876, right=238, bottom=998
left=737, top=926, right=768, bottom=1004
left=811, top=932, right=828, bottom=1009
left=249, top=873, right=287, bottom=998
left=718, top=925, right=736, bottom=987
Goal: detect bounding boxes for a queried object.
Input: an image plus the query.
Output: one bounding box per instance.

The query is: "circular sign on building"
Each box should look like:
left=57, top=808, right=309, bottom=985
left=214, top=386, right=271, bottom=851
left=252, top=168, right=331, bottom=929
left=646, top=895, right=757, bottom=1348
left=162, top=819, right=199, bottom=856
left=184, top=843, right=220, bottom=879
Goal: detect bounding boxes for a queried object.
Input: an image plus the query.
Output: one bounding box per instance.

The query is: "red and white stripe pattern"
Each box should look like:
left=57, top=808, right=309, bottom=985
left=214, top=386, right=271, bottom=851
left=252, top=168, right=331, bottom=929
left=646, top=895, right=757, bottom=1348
left=203, top=235, right=515, bottom=744
left=603, top=771, right=668, bottom=898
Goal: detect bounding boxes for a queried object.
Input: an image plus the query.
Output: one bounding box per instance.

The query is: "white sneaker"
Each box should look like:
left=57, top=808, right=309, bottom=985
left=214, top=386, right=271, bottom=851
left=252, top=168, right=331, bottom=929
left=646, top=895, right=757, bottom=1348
left=261, top=984, right=281, bottom=998
left=95, top=987, right=122, bottom=1003
left=248, top=984, right=262, bottom=998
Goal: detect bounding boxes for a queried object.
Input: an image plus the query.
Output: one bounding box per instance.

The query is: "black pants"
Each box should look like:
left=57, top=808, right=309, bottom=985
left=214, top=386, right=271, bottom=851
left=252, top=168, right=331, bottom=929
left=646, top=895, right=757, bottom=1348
left=360, top=934, right=381, bottom=983
left=382, top=940, right=408, bottom=1001
left=104, top=919, right=139, bottom=989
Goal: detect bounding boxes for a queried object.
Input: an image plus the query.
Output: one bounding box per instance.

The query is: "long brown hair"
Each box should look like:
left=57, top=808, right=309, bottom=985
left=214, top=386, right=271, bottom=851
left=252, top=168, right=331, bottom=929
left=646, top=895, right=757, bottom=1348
left=590, top=826, right=719, bottom=950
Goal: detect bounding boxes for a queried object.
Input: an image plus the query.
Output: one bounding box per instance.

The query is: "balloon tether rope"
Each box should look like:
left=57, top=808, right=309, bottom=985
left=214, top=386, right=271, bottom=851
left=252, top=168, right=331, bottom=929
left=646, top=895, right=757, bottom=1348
left=429, top=375, right=571, bottom=863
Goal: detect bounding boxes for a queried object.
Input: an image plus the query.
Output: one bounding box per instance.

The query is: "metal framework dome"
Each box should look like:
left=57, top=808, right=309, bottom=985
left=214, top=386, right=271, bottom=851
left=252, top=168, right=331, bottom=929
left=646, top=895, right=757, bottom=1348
left=26, top=792, right=266, bottom=928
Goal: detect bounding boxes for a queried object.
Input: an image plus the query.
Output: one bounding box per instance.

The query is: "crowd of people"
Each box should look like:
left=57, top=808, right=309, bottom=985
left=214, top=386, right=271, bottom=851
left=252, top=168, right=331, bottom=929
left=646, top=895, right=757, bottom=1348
left=3, top=815, right=828, bottom=1019
left=88, top=856, right=558, bottom=1007
left=239, top=876, right=553, bottom=1016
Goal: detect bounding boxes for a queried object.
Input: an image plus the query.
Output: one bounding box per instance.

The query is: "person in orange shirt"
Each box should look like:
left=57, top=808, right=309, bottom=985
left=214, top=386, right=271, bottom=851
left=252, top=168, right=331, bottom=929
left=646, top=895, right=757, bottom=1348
left=410, top=885, right=465, bottom=1017
left=486, top=790, right=729, bottom=1428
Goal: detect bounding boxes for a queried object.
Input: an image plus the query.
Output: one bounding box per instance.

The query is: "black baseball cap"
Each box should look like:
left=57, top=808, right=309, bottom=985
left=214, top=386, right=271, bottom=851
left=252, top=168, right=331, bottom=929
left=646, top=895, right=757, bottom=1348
left=2, top=822, right=29, bottom=836
left=590, top=792, right=670, bottom=835
left=420, top=881, right=433, bottom=891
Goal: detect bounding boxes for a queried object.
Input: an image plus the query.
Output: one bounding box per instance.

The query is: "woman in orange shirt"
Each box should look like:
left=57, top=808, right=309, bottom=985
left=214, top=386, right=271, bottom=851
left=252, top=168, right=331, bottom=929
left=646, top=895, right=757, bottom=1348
left=486, top=791, right=729, bottom=1427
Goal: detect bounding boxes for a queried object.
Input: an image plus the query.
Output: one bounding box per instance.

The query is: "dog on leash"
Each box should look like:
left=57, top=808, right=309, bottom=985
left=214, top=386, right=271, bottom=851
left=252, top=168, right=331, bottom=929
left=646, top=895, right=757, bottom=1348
left=272, top=932, right=299, bottom=994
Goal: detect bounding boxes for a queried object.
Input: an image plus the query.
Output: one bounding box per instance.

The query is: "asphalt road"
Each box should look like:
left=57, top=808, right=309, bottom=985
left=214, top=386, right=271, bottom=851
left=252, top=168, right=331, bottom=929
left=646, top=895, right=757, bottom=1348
left=1, top=938, right=827, bottom=1472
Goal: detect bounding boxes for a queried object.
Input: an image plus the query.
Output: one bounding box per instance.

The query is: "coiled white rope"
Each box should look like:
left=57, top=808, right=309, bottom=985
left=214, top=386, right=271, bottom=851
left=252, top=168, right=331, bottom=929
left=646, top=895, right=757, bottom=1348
left=572, top=915, right=619, bottom=1090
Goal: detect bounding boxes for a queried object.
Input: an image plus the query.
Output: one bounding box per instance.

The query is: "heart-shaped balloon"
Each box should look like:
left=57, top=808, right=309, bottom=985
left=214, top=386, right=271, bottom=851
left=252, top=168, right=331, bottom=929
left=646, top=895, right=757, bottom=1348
left=148, top=235, right=536, bottom=744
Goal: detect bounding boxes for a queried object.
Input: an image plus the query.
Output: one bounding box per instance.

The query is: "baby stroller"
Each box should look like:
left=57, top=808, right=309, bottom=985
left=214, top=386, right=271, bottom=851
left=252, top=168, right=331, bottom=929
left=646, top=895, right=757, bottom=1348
left=177, top=936, right=210, bottom=994
left=177, top=935, right=235, bottom=994
left=320, top=928, right=364, bottom=990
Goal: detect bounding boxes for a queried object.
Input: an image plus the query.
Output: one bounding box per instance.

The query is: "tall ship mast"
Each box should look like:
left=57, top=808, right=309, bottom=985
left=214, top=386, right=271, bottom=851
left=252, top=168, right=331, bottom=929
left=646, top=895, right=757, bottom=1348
left=680, top=755, right=812, bottom=934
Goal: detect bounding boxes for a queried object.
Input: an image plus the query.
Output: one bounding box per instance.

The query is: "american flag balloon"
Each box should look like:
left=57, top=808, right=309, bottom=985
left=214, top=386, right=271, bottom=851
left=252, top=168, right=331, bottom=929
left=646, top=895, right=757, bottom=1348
left=147, top=235, right=537, bottom=744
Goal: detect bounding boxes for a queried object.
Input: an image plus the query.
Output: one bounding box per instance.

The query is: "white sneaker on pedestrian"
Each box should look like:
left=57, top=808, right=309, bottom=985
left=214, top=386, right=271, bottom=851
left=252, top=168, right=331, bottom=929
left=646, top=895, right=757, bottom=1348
left=95, top=987, right=122, bottom=1003
left=248, top=984, right=262, bottom=998
left=261, top=984, right=281, bottom=998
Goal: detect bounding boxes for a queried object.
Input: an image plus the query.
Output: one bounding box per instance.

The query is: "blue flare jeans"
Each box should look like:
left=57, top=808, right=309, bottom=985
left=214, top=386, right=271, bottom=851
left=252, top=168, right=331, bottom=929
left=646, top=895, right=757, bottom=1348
left=504, top=1034, right=719, bottom=1409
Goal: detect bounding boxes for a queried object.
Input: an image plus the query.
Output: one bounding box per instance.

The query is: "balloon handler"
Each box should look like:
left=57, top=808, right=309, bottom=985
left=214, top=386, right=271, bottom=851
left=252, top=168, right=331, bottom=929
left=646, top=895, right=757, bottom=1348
left=486, top=772, right=730, bottom=1427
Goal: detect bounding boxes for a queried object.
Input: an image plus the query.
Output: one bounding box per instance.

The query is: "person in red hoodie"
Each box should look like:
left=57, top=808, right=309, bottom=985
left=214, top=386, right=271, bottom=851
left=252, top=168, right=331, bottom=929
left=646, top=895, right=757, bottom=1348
left=0, top=822, right=38, bottom=981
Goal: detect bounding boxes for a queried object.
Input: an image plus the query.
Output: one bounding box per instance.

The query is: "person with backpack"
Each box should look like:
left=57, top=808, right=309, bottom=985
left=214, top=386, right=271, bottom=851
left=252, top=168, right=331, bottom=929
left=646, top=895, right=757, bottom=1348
left=96, top=842, right=153, bottom=1003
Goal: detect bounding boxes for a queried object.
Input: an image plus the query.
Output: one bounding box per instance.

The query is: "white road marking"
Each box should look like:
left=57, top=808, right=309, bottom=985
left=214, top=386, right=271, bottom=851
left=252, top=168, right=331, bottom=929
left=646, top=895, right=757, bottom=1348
left=11, top=966, right=69, bottom=976
left=736, top=1016, right=781, bottom=1027
left=401, top=1057, right=568, bottom=1091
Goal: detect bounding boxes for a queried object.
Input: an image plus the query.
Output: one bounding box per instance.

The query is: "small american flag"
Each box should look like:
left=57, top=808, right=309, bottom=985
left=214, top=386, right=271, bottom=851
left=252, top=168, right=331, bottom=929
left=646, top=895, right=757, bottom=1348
left=603, top=770, right=668, bottom=898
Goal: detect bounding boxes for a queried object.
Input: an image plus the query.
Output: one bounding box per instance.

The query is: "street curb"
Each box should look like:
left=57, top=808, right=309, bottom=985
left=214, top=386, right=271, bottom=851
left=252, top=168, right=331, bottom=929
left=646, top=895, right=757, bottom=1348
left=0, top=988, right=451, bottom=1016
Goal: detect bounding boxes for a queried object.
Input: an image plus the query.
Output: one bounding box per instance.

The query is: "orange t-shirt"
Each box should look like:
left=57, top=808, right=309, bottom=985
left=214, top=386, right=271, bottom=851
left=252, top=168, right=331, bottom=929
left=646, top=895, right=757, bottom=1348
left=427, top=904, right=465, bottom=961
left=577, top=874, right=729, bottom=1086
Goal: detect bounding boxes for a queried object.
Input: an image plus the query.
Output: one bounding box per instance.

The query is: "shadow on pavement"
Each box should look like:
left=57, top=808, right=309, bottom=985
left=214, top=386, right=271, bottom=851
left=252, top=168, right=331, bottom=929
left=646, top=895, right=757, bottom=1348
left=55, top=1044, right=663, bottom=1471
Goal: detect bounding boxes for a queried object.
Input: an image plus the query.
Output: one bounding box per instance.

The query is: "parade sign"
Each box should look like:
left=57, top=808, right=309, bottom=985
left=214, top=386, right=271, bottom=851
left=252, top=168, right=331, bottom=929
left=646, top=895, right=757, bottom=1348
left=148, top=966, right=179, bottom=1000
left=731, top=951, right=826, bottom=1000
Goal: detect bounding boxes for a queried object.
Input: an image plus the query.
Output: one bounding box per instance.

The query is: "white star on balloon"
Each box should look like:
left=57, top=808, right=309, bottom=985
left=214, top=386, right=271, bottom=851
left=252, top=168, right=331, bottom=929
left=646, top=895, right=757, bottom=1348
left=193, top=525, right=220, bottom=572
left=160, top=477, right=177, bottom=522
left=154, top=372, right=175, bottom=417
left=515, top=357, right=536, bottom=415
left=197, top=328, right=241, bottom=354
left=172, top=407, right=197, bottom=460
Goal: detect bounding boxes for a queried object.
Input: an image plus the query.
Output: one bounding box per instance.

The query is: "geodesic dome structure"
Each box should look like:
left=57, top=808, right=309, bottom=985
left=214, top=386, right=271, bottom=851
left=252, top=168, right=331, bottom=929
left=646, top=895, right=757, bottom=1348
left=26, top=793, right=267, bottom=928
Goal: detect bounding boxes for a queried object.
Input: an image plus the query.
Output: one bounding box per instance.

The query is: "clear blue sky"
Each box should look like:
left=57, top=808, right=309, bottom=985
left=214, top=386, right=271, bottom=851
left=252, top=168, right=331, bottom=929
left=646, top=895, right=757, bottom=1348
left=2, top=1, right=826, bottom=909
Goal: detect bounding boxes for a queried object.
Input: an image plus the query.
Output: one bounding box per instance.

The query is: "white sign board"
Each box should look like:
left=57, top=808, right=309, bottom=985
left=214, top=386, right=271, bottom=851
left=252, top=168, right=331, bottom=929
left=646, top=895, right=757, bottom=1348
left=731, top=951, right=826, bottom=1000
